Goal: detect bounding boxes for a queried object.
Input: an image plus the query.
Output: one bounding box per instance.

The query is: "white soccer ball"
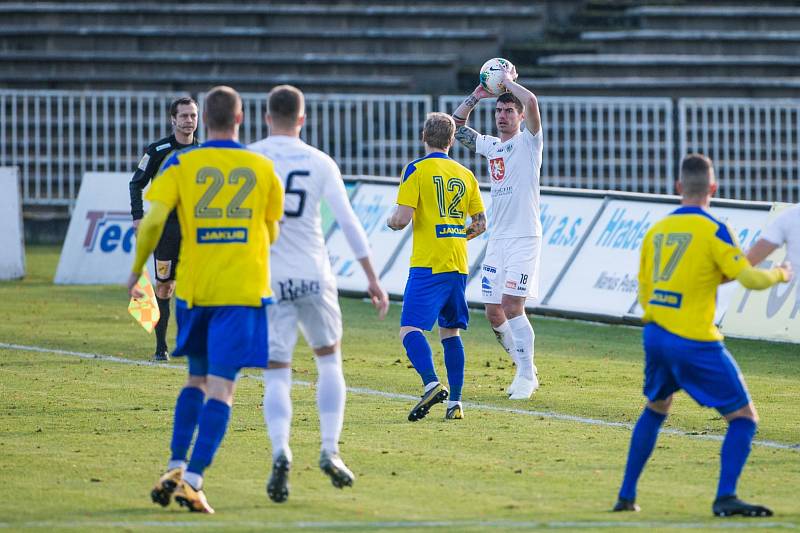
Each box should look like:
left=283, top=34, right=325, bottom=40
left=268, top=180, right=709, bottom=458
left=479, top=58, right=515, bottom=96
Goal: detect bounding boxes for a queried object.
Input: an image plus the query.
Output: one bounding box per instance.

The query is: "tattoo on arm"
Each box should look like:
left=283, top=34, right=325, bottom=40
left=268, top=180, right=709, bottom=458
left=455, top=126, right=479, bottom=152
left=463, top=95, right=479, bottom=109
left=466, top=212, right=486, bottom=240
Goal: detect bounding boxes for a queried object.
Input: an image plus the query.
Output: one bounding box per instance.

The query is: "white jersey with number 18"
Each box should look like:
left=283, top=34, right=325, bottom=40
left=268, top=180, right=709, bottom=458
left=248, top=135, right=370, bottom=284
left=476, top=127, right=543, bottom=239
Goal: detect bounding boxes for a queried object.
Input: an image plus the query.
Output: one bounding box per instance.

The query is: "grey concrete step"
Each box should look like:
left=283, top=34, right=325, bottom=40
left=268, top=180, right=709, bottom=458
left=520, top=76, right=800, bottom=98
left=0, top=3, right=543, bottom=38
left=0, top=50, right=458, bottom=93
left=0, top=25, right=497, bottom=61
left=0, top=71, right=414, bottom=94
left=539, top=54, right=800, bottom=78
left=581, top=29, right=800, bottom=55
left=628, top=6, right=800, bottom=32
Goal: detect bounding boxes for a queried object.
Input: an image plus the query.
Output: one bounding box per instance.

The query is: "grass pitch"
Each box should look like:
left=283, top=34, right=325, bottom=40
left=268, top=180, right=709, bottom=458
left=0, top=246, right=798, bottom=532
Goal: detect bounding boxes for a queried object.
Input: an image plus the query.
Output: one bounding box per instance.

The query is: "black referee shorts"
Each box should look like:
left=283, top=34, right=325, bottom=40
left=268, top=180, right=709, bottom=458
left=153, top=221, right=181, bottom=283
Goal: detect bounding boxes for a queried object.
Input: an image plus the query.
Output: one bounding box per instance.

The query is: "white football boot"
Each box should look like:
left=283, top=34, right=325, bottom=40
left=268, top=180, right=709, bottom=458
left=506, top=366, right=523, bottom=396
left=508, top=365, right=539, bottom=400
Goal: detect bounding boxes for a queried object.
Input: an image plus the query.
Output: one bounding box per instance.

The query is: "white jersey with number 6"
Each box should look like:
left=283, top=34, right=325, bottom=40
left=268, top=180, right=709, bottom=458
left=248, top=135, right=370, bottom=285
left=476, top=127, right=543, bottom=239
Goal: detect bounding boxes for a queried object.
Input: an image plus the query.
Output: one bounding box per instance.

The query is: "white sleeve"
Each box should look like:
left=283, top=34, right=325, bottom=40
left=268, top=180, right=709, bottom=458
left=475, top=134, right=499, bottom=157
left=761, top=208, right=791, bottom=246
left=323, top=163, right=371, bottom=260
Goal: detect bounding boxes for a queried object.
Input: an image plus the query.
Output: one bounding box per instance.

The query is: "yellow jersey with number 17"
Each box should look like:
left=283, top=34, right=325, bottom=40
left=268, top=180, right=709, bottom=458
left=396, top=152, right=484, bottom=274
left=146, top=139, right=284, bottom=308
left=638, top=206, right=750, bottom=341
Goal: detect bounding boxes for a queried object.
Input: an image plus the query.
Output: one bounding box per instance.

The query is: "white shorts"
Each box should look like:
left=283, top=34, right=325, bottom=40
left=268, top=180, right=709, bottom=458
left=268, top=278, right=343, bottom=364
left=481, top=236, right=541, bottom=304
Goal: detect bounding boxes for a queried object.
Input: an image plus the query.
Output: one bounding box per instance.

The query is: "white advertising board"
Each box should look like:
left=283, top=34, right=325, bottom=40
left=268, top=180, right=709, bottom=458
left=546, top=200, right=675, bottom=317
left=55, top=172, right=137, bottom=284
left=0, top=168, right=25, bottom=280
left=327, top=183, right=409, bottom=292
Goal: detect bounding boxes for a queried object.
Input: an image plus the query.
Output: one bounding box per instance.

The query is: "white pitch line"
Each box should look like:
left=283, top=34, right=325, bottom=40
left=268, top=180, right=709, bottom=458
left=1, top=342, right=798, bottom=452
left=0, top=519, right=797, bottom=530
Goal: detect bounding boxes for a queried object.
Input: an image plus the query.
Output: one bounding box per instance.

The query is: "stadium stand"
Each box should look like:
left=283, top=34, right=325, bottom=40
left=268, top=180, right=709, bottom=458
left=518, top=2, right=800, bottom=97
left=0, top=2, right=543, bottom=94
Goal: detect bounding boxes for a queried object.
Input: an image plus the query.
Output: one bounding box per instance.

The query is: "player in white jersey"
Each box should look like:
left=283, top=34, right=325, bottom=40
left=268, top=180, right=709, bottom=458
left=746, top=203, right=799, bottom=296
left=248, top=85, right=389, bottom=503
left=452, top=63, right=543, bottom=400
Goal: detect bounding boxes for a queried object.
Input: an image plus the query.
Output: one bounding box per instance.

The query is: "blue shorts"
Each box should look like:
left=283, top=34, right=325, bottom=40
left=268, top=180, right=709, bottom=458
left=400, top=268, right=469, bottom=331
left=642, top=323, right=751, bottom=415
left=174, top=298, right=270, bottom=380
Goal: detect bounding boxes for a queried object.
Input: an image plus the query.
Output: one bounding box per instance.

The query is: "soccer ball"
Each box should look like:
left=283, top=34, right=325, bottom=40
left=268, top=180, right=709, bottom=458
left=479, top=58, right=515, bottom=96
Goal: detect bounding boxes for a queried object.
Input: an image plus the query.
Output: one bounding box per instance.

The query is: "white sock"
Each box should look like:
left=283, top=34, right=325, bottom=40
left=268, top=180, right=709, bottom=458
left=508, top=315, right=535, bottom=380
left=263, top=367, right=293, bottom=462
left=447, top=400, right=462, bottom=409
left=492, top=321, right=519, bottom=366
left=183, top=471, right=202, bottom=490
left=316, top=352, right=345, bottom=455
left=167, top=459, right=186, bottom=472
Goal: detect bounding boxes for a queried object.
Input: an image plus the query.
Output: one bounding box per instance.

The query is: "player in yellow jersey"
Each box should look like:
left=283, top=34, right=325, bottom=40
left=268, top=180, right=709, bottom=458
left=613, top=154, right=792, bottom=518
left=387, top=112, right=486, bottom=421
left=127, top=86, right=284, bottom=514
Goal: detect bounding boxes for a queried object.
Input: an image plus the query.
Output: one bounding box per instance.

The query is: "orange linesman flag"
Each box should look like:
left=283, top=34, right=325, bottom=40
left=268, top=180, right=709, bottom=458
left=128, top=268, right=161, bottom=333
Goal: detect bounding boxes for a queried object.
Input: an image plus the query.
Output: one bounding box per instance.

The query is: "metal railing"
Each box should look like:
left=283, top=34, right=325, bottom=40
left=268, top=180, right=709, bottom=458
left=0, top=90, right=181, bottom=205
left=439, top=95, right=674, bottom=193
left=679, top=98, right=800, bottom=203
left=1, top=89, right=798, bottom=206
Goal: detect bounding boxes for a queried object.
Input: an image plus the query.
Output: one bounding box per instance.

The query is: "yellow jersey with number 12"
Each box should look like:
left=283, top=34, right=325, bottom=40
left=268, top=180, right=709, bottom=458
left=146, top=139, right=284, bottom=308
left=638, top=206, right=750, bottom=341
left=396, top=152, right=484, bottom=274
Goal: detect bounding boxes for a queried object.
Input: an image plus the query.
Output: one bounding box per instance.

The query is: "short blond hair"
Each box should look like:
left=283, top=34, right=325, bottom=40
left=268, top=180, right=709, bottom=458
left=422, top=112, right=455, bottom=151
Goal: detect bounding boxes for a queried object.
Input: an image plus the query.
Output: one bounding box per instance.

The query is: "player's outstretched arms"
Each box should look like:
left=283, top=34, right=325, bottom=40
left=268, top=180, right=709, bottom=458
left=466, top=212, right=486, bottom=240
left=736, top=263, right=792, bottom=290
left=386, top=205, right=414, bottom=231
left=501, top=65, right=541, bottom=135
left=452, top=86, right=492, bottom=153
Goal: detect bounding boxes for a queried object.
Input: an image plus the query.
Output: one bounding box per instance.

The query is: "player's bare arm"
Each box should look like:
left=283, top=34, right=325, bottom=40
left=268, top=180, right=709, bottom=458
left=466, top=212, right=486, bottom=240
left=452, top=86, right=492, bottom=152
left=746, top=238, right=779, bottom=266
left=386, top=205, right=414, bottom=231
left=501, top=66, right=541, bottom=134
left=358, top=257, right=390, bottom=319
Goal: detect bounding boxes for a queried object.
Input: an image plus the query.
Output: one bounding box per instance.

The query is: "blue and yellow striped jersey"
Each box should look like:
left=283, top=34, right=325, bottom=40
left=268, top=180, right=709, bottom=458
left=146, top=139, right=284, bottom=307
left=396, top=152, right=484, bottom=274
left=638, top=206, right=750, bottom=341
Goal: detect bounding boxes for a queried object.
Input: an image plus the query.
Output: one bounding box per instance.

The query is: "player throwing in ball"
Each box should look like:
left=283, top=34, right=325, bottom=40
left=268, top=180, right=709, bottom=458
left=451, top=62, right=543, bottom=400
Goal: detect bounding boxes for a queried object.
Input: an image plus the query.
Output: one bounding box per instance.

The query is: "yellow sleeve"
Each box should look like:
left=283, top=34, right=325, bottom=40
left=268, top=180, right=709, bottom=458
left=266, top=220, right=280, bottom=244
left=132, top=201, right=170, bottom=274
left=736, top=266, right=786, bottom=290
left=264, top=165, right=285, bottom=223
left=710, top=222, right=750, bottom=280
left=144, top=160, right=180, bottom=210
left=467, top=176, right=485, bottom=216
left=638, top=231, right=654, bottom=310
left=396, top=165, right=419, bottom=208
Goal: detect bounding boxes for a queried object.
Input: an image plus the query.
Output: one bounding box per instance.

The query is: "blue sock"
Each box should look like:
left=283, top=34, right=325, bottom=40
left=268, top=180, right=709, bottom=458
left=618, top=407, right=667, bottom=501
left=187, top=399, right=231, bottom=476
left=442, top=336, right=465, bottom=402
left=170, top=386, right=205, bottom=462
left=402, top=330, right=438, bottom=386
left=717, top=418, right=757, bottom=499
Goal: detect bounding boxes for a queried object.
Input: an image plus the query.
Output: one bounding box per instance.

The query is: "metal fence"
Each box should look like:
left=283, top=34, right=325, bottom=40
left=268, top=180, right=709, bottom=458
left=439, top=95, right=674, bottom=193
left=0, top=90, right=181, bottom=205
left=679, top=98, right=800, bottom=203
left=2, top=89, right=798, bottom=206
left=230, top=92, right=432, bottom=178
